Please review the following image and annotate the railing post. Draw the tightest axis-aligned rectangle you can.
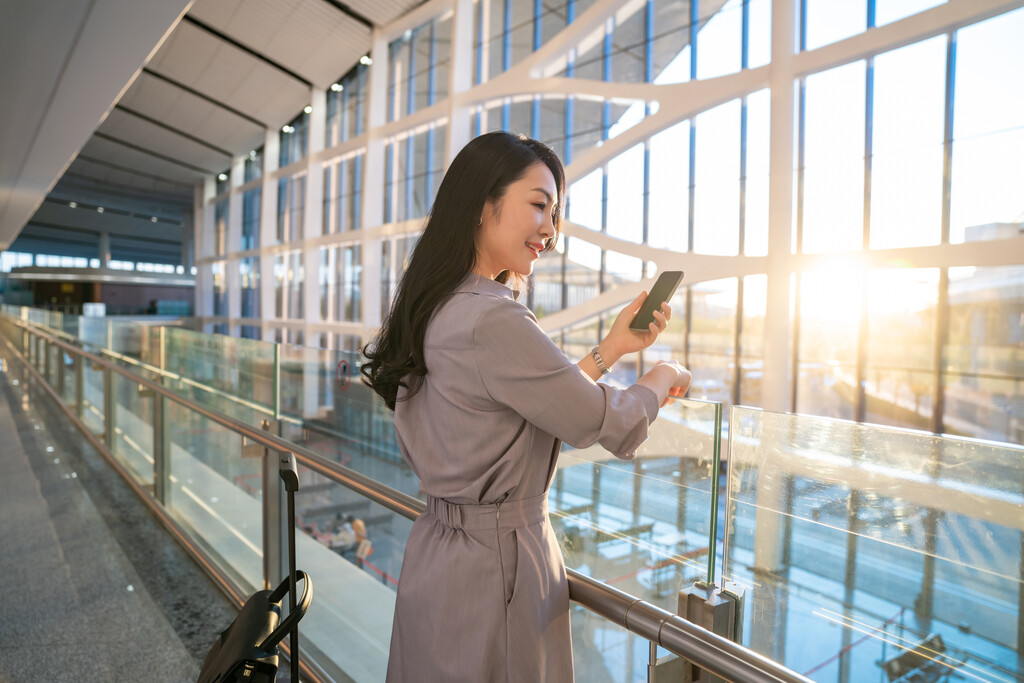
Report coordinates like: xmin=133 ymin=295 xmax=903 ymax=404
xmin=75 ymin=354 xmax=84 ymax=420
xmin=260 ymin=419 xmax=284 ymax=591
xmin=153 ymin=392 xmax=169 ymax=504
xmin=103 ymin=366 xmax=115 ymax=446
xmin=43 ymin=338 xmax=52 ymax=385
xmin=57 ymin=347 xmax=66 ymax=399
xmin=665 ymin=582 xmax=746 ymax=683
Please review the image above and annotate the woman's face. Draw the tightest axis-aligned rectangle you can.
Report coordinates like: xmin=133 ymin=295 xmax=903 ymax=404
xmin=474 ymin=162 xmax=558 ymax=279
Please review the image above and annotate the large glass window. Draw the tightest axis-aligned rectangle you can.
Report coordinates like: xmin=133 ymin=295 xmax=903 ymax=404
xmin=648 ymin=120 xmax=689 ymax=252
xmin=388 ymin=12 xmax=452 ymax=122
xmin=870 ymin=37 xmax=946 ymax=249
xmin=804 ymin=0 xmax=867 ymax=51
xmin=945 ymin=265 xmax=1024 ymax=443
xmin=950 ymin=7 xmax=1024 ymax=244
xmin=694 ymin=99 xmax=740 ymax=255
xmin=213 ymin=201 xmax=228 ymax=257
xmin=744 ymin=89 xmax=770 ymax=256
xmin=864 ymin=268 xmax=939 ymax=429
xmin=242 ymin=189 xmax=261 ymax=251
xmin=239 ymin=257 xmax=259 ymax=319
xmin=606 ymin=144 xmax=644 ymax=244
xmin=326 ymin=63 xmax=369 ymax=147
xmin=244 ymin=148 xmax=263 ymax=183
xmin=802 ymin=61 xmax=866 ymax=254
xmin=340 ymin=245 xmax=362 ymax=323
xmin=696 ymin=0 xmax=742 ymax=80
xmin=277 ymin=176 xmax=306 ymax=243
xmin=324 ymin=153 xmax=364 ymax=234
xmin=797 ymin=268 xmax=865 ymax=420
xmin=280 ymin=112 xmax=310 ymax=167
xmin=689 ymin=278 xmax=738 ymax=408
xmin=384 ymin=125 xmax=448 ymax=223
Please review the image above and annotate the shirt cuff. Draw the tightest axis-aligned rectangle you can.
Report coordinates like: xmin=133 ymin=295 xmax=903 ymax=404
xmin=627 ymin=384 xmax=660 ymax=423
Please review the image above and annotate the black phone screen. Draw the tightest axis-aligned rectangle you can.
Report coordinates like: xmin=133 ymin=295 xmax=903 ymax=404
xmin=629 ymin=270 xmax=684 ymax=331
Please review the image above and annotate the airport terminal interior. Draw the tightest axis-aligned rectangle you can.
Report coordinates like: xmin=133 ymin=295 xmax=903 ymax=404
xmin=1 ymin=0 xmax=1022 ymax=680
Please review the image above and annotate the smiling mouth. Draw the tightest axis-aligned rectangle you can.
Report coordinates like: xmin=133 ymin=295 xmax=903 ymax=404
xmin=526 ymin=243 xmax=542 ymax=257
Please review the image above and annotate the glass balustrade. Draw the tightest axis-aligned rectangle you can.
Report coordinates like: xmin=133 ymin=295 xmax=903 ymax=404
xmin=1 ymin=304 xmax=1020 ymax=683
xmin=723 ymin=406 xmax=1024 ymax=682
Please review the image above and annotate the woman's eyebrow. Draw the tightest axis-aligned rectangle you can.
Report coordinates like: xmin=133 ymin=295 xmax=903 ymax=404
xmin=532 ymin=188 xmax=553 ymax=203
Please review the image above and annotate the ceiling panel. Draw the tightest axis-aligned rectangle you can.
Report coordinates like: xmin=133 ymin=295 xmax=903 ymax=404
xmin=98 ymin=108 xmax=232 ymax=174
xmin=148 ymin=21 xmax=312 ymax=129
xmin=80 ymin=137 xmax=206 ymax=186
xmin=118 ymin=73 xmax=265 ymax=155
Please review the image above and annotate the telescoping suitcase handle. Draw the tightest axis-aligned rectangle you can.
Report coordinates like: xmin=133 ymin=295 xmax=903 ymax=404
xmin=259 ymin=570 xmax=313 ymax=652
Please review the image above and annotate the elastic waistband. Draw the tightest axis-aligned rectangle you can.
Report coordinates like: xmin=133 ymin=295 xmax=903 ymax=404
xmin=426 ymin=493 xmax=548 ymax=530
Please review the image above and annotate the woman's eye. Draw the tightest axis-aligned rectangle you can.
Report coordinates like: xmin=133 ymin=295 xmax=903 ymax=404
xmin=533 ymin=203 xmax=546 ymax=210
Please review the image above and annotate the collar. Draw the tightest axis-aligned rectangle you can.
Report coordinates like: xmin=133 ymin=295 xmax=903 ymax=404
xmin=454 ymin=273 xmax=519 ymax=301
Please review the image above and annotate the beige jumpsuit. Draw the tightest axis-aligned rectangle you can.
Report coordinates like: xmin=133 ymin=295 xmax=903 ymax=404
xmin=385 ymin=275 xmax=659 ymax=682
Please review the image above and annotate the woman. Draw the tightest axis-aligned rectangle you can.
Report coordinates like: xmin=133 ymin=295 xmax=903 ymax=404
xmin=362 ymin=132 xmax=691 ymax=682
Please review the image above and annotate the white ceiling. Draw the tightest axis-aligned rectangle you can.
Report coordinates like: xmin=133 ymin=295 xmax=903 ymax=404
xmin=1 ymin=0 xmax=424 ymax=263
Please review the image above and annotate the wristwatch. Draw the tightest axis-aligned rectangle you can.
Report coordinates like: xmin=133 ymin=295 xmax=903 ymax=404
xmin=591 ymin=346 xmax=610 ymax=375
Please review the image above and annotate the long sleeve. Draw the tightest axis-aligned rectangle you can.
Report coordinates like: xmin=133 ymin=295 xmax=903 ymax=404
xmin=472 ymin=297 xmax=659 ymax=458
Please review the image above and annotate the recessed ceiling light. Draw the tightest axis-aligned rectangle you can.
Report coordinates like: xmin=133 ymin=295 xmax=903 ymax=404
xmin=282 ymin=125 xmax=295 ymax=133
xmin=218 ymin=173 xmax=228 ymax=181
xmin=96 ymin=207 xmax=104 ymax=213
xmin=68 ymin=201 xmax=77 ymax=208
xmin=151 ymin=217 xmax=158 ymax=223
xmin=330 ymin=83 xmax=343 ymax=92
xmin=304 ymin=105 xmax=312 ymax=114
xmin=360 ymin=55 xmax=372 ymax=65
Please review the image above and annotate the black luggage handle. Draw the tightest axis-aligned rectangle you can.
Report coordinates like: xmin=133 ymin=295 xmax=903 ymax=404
xmin=259 ymin=570 xmax=313 ymax=652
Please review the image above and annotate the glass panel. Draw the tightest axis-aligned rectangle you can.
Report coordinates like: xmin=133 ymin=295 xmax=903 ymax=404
xmin=739 ymin=274 xmax=766 ymax=406
xmin=945 ymin=265 xmax=1024 ymax=443
xmin=292 ymin=464 xmax=410 ymax=681
xmin=568 ymin=168 xmax=602 ymax=231
xmin=747 ymin=0 xmax=771 ymax=68
xmin=111 ymin=374 xmax=155 ymax=486
xmin=802 ymin=61 xmax=866 ymax=254
xmin=565 ymin=237 xmax=601 ymax=308
xmin=165 ymin=400 xmax=261 ymax=592
xmin=694 ymin=99 xmax=740 ymax=255
xmin=278 ymin=343 xmax=415 ymax=490
xmin=163 ymin=327 xmax=276 ymax=423
xmin=570 ymin=605 xmax=653 ymax=682
xmin=696 ymin=0 xmax=742 ymax=80
xmin=552 ymin=397 xmax=721 ymax=601
xmin=804 ymin=0 xmax=867 ymax=51
xmin=651 ymin=0 xmax=691 ymax=85
xmin=82 ymin=358 xmax=105 ymax=437
xmin=950 ymin=7 xmax=1024 ymax=244
xmin=796 ymin=268 xmax=864 ymax=420
xmin=744 ymin=89 xmax=770 ymax=256
xmin=689 ymin=278 xmax=737 ymax=408
xmin=724 ymin=407 xmax=1024 ymax=683
xmin=870 ymin=37 xmax=945 ymax=249
xmin=60 ymin=350 xmax=75 ymax=406
xmin=648 ymin=119 xmax=689 ymax=252
xmin=532 ymin=242 xmax=565 ymax=318
xmin=876 ymin=0 xmax=945 ymax=27
xmin=606 ymin=144 xmax=644 ymax=244
xmin=864 ymin=269 xmax=939 ymax=430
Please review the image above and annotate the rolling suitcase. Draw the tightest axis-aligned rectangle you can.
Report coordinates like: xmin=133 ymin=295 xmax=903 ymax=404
xmin=198 ymin=452 xmax=312 ymax=682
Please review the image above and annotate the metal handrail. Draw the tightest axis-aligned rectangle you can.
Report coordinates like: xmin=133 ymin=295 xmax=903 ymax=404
xmin=0 ymin=314 xmax=812 ymax=683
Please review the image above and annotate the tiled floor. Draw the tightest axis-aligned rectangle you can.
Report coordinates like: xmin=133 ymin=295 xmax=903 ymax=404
xmin=0 ymin=357 xmax=237 ymax=682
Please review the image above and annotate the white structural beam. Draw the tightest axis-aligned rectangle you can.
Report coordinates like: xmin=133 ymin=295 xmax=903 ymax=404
xmin=0 ymin=0 xmax=192 ymax=250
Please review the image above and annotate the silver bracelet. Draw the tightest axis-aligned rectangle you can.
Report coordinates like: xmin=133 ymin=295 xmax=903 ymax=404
xmin=591 ymin=346 xmax=610 ymax=375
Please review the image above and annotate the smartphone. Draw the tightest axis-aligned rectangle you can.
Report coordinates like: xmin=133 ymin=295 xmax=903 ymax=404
xmin=629 ymin=270 xmax=684 ymax=331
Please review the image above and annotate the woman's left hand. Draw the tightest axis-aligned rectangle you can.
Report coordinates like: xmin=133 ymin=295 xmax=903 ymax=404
xmin=605 ymin=290 xmax=672 ymax=357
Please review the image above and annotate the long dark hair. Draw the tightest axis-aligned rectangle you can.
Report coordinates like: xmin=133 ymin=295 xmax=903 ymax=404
xmin=361 ymin=132 xmax=565 ymax=410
